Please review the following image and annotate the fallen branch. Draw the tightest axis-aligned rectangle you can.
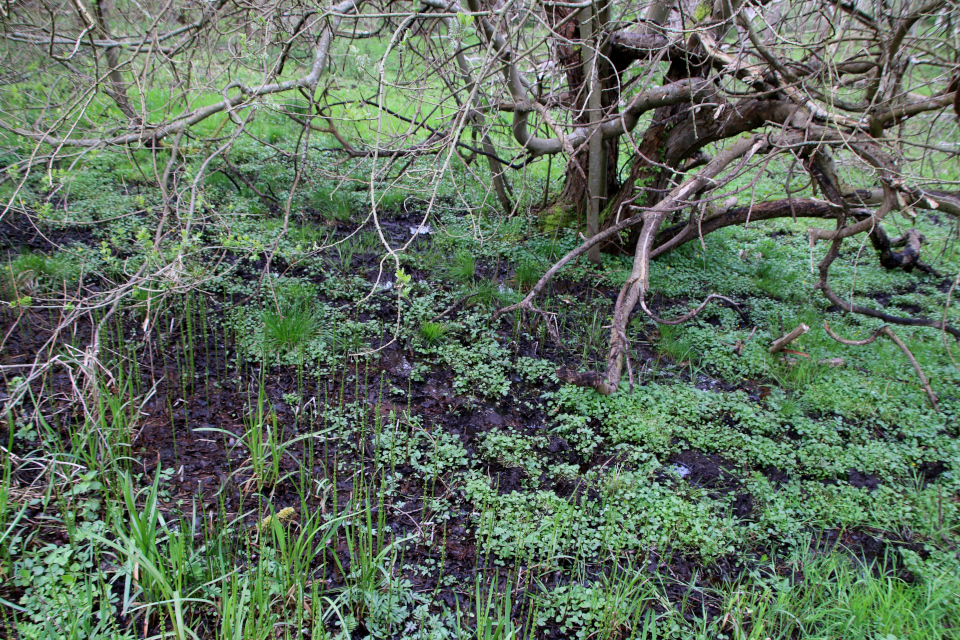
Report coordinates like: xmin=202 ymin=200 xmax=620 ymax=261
xmin=429 ymin=293 xmax=478 ymax=323
xmin=638 ymin=293 xmax=742 ymax=326
xmin=823 ymin=320 xmax=939 ymax=411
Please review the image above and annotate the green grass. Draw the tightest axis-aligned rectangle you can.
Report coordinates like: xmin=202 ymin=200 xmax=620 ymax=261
xmin=308 ymin=186 xmax=353 ymax=222
xmin=448 ymin=250 xmax=477 ymax=282
xmin=261 ymin=299 xmax=322 ymax=356
xmin=1 ymin=250 xmax=76 ymax=300
xmin=512 ymin=261 xmax=541 ymax=290
xmin=418 ymin=320 xmax=448 ymax=343
xmin=715 ymin=550 xmax=960 ymax=640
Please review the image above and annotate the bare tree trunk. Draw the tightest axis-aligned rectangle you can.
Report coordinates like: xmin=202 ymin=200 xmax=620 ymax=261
xmin=548 ymin=3 xmax=587 ymax=215
xmin=90 ymin=0 xmax=140 ymax=122
xmin=600 ymin=54 xmax=706 ymax=253
xmin=552 ymin=0 xmax=676 ymax=242
xmin=482 ymin=131 xmax=514 ymax=213
xmin=547 ymin=1 xmax=618 ymax=226
xmin=582 ymin=4 xmax=604 ymax=263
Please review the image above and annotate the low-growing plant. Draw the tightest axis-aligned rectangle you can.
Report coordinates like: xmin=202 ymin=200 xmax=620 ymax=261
xmin=0 ymin=424 xmax=27 ymax=574
xmin=716 ymin=548 xmax=960 ymax=639
xmin=468 ymin=279 xmax=498 ymax=307
xmin=771 ymin=355 xmax=827 ymax=392
xmin=12 ymin=522 xmax=134 ymax=640
xmin=335 ymin=240 xmax=357 ymax=270
xmin=533 ymin=568 xmax=656 ymax=640
xmin=2 ymin=250 xmax=67 ymax=298
xmin=447 ymin=250 xmax=476 ymax=282
xmin=308 ymin=187 xmax=352 ymax=222
xmin=513 ymin=261 xmax=540 ymax=290
xmin=374 ymin=418 xmax=468 ymax=480
xmin=478 ymin=427 xmax=544 ymax=477
xmin=262 ymin=299 xmax=321 ymax=356
xmin=418 ymin=321 xmax=447 ymax=344
xmin=240 ymin=387 xmax=290 ymax=487
xmin=656 ymin=322 xmax=699 ymax=365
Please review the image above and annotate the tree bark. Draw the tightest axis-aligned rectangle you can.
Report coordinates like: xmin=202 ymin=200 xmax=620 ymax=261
xmin=548 ymin=1 xmax=619 ymax=227
xmin=86 ymin=0 xmax=140 ymax=122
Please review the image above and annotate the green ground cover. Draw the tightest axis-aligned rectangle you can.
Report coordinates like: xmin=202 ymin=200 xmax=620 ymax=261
xmin=2 ymin=76 xmax=960 ymax=640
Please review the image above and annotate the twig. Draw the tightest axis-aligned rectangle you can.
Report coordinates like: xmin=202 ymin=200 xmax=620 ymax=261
xmin=429 ymin=293 xmax=478 ymax=322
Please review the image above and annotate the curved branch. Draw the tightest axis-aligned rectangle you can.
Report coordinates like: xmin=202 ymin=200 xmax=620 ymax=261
xmin=805 ymin=145 xmax=960 ymax=341
xmin=651 ymin=198 xmax=843 ymax=258
xmin=846 ymin=187 xmax=960 ymax=219
xmin=527 ymin=135 xmax=768 ymax=395
xmin=638 ymin=293 xmax=740 ymax=325
xmin=871 ymin=92 xmax=958 ymax=131
xmin=820 ymin=283 xmax=960 ymax=340
xmin=823 ymin=321 xmax=939 ymax=410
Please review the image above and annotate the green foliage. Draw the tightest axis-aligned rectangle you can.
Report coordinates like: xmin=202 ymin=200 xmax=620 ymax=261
xmin=3 ymin=86 xmax=959 ymax=640
xmin=262 ymin=299 xmax=322 ymax=356
xmin=2 ymin=250 xmax=75 ymax=298
xmin=447 ymin=250 xmax=476 ymax=282
xmin=533 ymin=573 xmax=655 ymax=640
xmin=513 ymin=261 xmax=541 ymax=290
xmin=717 ymin=549 xmax=960 ymax=639
xmin=418 ymin=321 xmax=447 ymax=343
xmin=12 ymin=521 xmax=133 ymax=640
xmin=308 ymin=186 xmax=353 ymax=221
xmin=466 ymin=468 xmax=741 ymax=561
xmin=374 ymin=417 xmax=468 ymax=479
xmin=478 ymin=427 xmax=545 ymax=477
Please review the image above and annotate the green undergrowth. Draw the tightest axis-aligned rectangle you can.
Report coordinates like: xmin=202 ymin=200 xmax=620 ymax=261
xmin=3 ymin=125 xmax=960 ymax=640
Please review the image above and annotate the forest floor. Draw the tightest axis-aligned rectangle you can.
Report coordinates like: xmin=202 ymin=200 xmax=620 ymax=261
xmin=2 ymin=169 xmax=960 ymax=639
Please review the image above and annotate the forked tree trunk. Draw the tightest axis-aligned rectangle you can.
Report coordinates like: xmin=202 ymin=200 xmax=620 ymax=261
xmin=598 ymin=56 xmax=709 ymax=254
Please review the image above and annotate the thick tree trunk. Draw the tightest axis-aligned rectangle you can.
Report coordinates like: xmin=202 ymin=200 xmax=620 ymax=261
xmin=548 ymin=1 xmax=619 ymax=230
xmin=561 ymin=4 xmax=739 ymax=256
xmin=597 ymin=60 xmax=697 ymax=254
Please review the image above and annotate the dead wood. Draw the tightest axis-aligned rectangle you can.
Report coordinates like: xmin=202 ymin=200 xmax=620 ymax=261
xmin=824 ymin=321 xmax=939 ymax=411
xmin=769 ymin=324 xmax=810 ymax=354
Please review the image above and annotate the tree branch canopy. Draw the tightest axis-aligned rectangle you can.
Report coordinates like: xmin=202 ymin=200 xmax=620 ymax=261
xmin=2 ymin=0 xmax=957 ymax=395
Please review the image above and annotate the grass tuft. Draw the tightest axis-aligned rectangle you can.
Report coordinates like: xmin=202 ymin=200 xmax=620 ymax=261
xmin=418 ymin=321 xmax=447 ymax=344
xmin=262 ymin=299 xmax=321 ymax=355
xmin=447 ymin=250 xmax=476 ymax=282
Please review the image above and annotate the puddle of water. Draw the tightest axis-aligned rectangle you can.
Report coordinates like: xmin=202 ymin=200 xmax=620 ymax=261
xmin=669 ymin=464 xmax=692 ymax=479
xmin=410 ymin=225 xmax=432 ymax=235
xmin=394 ymin=358 xmax=412 ymax=377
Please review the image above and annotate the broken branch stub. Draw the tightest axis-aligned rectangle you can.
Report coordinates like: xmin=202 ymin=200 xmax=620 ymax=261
xmin=769 ymin=324 xmax=809 ymax=354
